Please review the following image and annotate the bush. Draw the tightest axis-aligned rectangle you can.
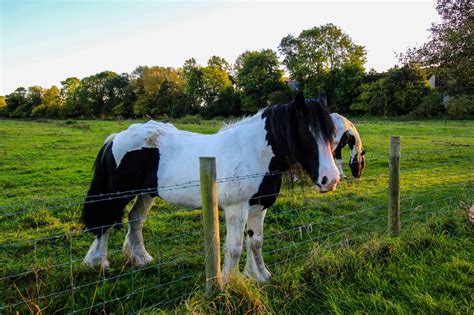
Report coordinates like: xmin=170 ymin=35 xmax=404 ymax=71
xmin=446 ymin=94 xmax=474 ymax=119
xmin=178 ymin=114 xmax=202 ymax=124
xmin=412 ymin=91 xmax=444 ymax=117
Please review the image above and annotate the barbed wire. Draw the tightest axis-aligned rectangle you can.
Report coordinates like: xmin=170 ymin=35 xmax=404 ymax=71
xmin=1 ymin=155 xmax=471 ymax=313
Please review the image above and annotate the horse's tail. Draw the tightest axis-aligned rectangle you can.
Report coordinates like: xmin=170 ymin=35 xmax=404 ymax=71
xmin=82 ymin=138 xmax=132 ymax=236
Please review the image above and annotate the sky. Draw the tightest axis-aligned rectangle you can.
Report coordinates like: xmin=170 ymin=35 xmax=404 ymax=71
xmin=0 ymin=0 xmax=440 ymax=95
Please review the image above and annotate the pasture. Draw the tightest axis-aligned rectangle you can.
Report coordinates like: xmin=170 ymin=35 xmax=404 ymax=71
xmin=0 ymin=118 xmax=473 ymax=313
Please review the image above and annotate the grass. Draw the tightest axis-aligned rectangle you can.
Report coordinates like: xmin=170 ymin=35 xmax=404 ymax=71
xmin=0 ymin=117 xmax=472 ymax=313
xmin=181 ymin=208 xmax=473 ymax=314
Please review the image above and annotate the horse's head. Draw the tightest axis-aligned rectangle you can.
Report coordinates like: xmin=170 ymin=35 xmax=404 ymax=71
xmin=349 ymin=148 xmax=366 ymax=178
xmin=293 ymin=92 xmax=340 ymax=192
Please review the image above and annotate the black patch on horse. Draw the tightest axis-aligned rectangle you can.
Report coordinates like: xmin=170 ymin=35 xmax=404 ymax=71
xmin=334 ymin=131 xmax=350 ymax=160
xmin=82 ymin=142 xmax=159 ymax=236
xmin=249 ymin=92 xmax=334 ymax=209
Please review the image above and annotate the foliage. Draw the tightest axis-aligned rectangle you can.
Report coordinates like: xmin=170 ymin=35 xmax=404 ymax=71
xmin=351 ymin=65 xmax=430 ymax=116
xmin=402 ymin=0 xmax=473 ymax=96
xmin=279 ymin=23 xmax=366 ymax=112
xmin=60 ymin=77 xmax=81 ymax=117
xmin=235 ymin=49 xmax=289 ymax=113
xmin=184 ymin=58 xmax=231 ymax=102
xmin=0 ymin=96 xmax=6 ymax=116
xmin=131 ymin=66 xmax=185 ymax=117
xmin=413 ymin=90 xmax=444 ymax=118
xmin=446 ymin=94 xmax=474 ymax=119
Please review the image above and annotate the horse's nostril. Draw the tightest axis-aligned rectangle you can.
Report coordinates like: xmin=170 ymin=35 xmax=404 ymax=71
xmin=321 ymin=176 xmax=328 ymax=185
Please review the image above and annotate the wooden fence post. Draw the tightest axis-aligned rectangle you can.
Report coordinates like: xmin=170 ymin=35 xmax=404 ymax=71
xmin=388 ymin=136 xmax=401 ymax=236
xmin=199 ymin=157 xmax=223 ymax=292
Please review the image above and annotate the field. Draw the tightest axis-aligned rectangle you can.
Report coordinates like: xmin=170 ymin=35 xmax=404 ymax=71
xmin=0 ymin=118 xmax=473 ymax=313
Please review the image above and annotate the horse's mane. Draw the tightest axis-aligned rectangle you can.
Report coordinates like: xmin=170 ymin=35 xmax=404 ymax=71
xmin=218 ymin=111 xmax=264 ymax=132
xmin=262 ymin=97 xmax=335 ymax=169
xmin=305 ymin=98 xmax=336 ymax=144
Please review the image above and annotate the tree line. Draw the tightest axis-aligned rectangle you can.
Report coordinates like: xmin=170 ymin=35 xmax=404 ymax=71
xmin=1 ymin=1 xmax=471 ymax=120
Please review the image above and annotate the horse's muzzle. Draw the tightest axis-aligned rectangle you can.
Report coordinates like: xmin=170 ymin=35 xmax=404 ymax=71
xmin=314 ymin=177 xmax=338 ymax=193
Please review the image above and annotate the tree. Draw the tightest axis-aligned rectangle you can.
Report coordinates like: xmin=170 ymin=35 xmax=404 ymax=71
xmin=402 ymin=0 xmax=473 ymax=95
xmin=234 ymin=49 xmax=288 ymax=113
xmin=73 ymin=71 xmax=121 ymax=117
xmin=182 ymin=57 xmax=233 ymax=114
xmin=60 ymin=77 xmax=81 ymax=117
xmin=279 ymin=23 xmax=366 ymax=112
xmin=0 ymin=96 xmax=6 ymax=116
xmin=132 ymin=66 xmax=185 ymax=117
xmin=32 ymin=85 xmax=62 ymax=117
xmin=6 ymin=86 xmax=44 ymax=118
xmin=5 ymin=87 xmax=28 ymax=117
xmin=207 ymin=55 xmax=231 ymax=73
xmin=351 ymin=65 xmax=430 ymax=116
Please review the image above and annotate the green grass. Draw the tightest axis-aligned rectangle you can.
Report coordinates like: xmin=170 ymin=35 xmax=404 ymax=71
xmin=0 ymin=118 xmax=472 ymax=313
xmin=183 ymin=209 xmax=473 ymax=314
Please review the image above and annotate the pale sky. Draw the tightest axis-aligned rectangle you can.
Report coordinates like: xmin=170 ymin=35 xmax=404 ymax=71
xmin=1 ymin=0 xmax=439 ymax=95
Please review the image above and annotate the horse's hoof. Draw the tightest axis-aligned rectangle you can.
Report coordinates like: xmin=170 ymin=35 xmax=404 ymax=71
xmin=260 ymin=268 xmax=271 ymax=281
xmin=127 ymin=252 xmax=154 ymax=266
xmin=244 ymin=267 xmax=271 ymax=282
xmin=83 ymin=257 xmax=110 ymax=269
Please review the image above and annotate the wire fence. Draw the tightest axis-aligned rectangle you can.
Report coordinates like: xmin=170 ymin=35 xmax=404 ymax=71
xmin=0 ymin=147 xmax=472 ymax=313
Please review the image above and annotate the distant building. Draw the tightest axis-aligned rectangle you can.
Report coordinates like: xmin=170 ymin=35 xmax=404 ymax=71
xmin=428 ymin=74 xmax=441 ymax=90
xmin=427 ymin=74 xmax=450 ymax=104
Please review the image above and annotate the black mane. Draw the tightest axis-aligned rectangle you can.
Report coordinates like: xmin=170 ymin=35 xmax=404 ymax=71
xmin=262 ymin=96 xmax=335 ymax=172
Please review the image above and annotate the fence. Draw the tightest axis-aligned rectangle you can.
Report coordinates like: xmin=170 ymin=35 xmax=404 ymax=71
xmin=0 ymin=139 xmax=472 ymax=313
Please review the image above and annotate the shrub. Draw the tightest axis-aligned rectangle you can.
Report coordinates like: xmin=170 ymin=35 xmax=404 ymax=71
xmin=446 ymin=94 xmax=474 ymax=119
xmin=413 ymin=91 xmax=444 ymax=117
xmin=179 ymin=114 xmax=202 ymax=124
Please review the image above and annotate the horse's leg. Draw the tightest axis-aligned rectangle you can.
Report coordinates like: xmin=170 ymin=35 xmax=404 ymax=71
xmin=83 ymin=229 xmax=111 ymax=269
xmin=334 ymin=145 xmax=346 ymax=179
xmin=122 ymin=194 xmax=155 ymax=266
xmin=222 ymin=205 xmax=249 ymax=281
xmin=244 ymin=208 xmax=271 ymax=282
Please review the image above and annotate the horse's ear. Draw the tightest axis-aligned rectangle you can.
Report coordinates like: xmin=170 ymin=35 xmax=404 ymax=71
xmin=316 ymin=92 xmax=328 ymax=109
xmin=295 ymin=91 xmax=305 ymax=112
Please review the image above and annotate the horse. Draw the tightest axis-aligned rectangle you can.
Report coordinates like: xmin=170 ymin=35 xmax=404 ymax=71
xmin=331 ymin=113 xmax=365 ymax=179
xmin=81 ymin=92 xmax=340 ymax=282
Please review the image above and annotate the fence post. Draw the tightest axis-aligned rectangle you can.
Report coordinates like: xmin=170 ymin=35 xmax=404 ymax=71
xmin=388 ymin=136 xmax=401 ymax=236
xmin=199 ymin=157 xmax=223 ymax=292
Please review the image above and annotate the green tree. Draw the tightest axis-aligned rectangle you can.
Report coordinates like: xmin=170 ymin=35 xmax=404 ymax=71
xmin=402 ymin=0 xmax=473 ymax=96
xmin=351 ymin=65 xmax=430 ymax=116
xmin=60 ymin=77 xmax=81 ymax=117
xmin=183 ymin=58 xmax=204 ymax=109
xmin=234 ymin=49 xmax=288 ymax=113
xmin=182 ymin=57 xmax=233 ymax=115
xmin=279 ymin=23 xmax=366 ymax=112
xmin=32 ymin=85 xmax=62 ymax=117
xmin=132 ymin=66 xmax=185 ymax=116
xmin=73 ymin=71 xmax=120 ymax=117
xmin=6 ymin=86 xmax=44 ymax=118
xmin=207 ymin=55 xmax=231 ymax=73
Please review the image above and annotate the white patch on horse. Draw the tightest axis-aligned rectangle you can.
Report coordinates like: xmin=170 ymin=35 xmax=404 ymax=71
xmin=111 ymin=121 xmax=175 ymax=167
xmin=83 ymin=229 xmax=111 ymax=269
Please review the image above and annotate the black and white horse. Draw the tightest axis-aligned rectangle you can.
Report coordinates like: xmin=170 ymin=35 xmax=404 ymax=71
xmin=82 ymin=92 xmax=339 ymax=282
xmin=331 ymin=113 xmax=365 ymax=179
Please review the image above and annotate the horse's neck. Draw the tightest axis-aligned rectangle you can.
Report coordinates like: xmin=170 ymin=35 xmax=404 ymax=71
xmin=347 ymin=125 xmax=362 ymax=155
